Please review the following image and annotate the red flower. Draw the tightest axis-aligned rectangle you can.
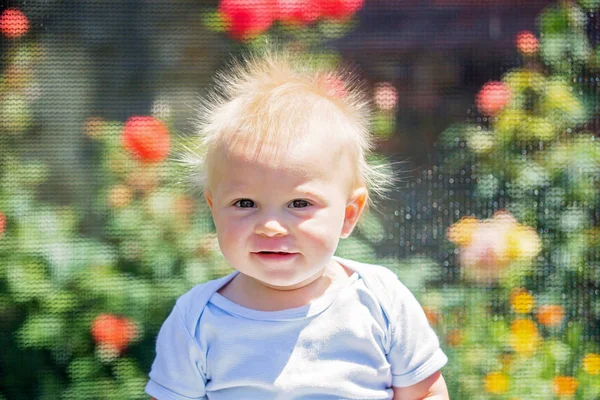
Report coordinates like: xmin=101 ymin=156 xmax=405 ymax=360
xmin=276 ymin=0 xmax=321 ymax=25
xmin=219 ymin=0 xmax=276 ymax=41
xmin=0 ymin=212 xmax=6 ymax=238
xmin=0 ymin=8 xmax=29 ymax=38
xmin=319 ymin=0 xmax=364 ymax=21
xmin=122 ymin=116 xmax=170 ymax=163
xmin=476 ymin=81 xmax=511 ymax=117
xmin=91 ymin=314 xmax=138 ymax=352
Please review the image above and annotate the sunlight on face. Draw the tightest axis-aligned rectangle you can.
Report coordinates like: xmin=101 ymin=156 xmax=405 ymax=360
xmin=205 ymin=135 xmax=360 ymax=289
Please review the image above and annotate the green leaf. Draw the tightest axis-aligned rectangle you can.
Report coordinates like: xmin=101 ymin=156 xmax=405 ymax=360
xmin=579 ymin=0 xmax=600 ymax=10
xmin=566 ymin=322 xmax=584 ymax=350
xmin=67 ymin=357 xmax=102 ymax=381
xmin=318 ymin=19 xmax=358 ymax=39
xmin=202 ymin=11 xmax=227 ymax=33
xmin=437 ymin=124 xmax=469 ymax=149
xmin=371 ymin=111 xmax=395 ymax=139
xmin=16 ymin=314 xmax=65 ymax=349
xmin=539 ymin=7 xmax=570 ymax=35
xmin=6 ymin=261 xmax=52 ymax=302
xmin=43 ymin=290 xmax=79 ymax=314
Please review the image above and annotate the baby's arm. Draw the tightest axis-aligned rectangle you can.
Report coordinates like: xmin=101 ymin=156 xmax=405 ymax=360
xmin=378 ymin=268 xmax=448 ymax=399
xmin=392 ymin=371 xmax=449 ymax=399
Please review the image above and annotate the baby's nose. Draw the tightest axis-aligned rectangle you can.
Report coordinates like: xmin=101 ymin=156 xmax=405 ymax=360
xmin=256 ymin=219 xmax=288 ymax=237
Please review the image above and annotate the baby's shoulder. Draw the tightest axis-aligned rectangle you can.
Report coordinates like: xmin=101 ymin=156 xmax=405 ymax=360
xmin=338 ymin=257 xmax=417 ymax=314
xmin=173 ymin=272 xmax=238 ymax=332
xmin=337 ymin=257 xmax=405 ymax=292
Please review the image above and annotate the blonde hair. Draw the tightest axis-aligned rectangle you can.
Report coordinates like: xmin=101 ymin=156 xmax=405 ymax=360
xmin=183 ymin=47 xmax=394 ymax=206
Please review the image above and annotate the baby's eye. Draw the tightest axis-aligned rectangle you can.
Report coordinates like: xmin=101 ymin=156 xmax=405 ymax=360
xmin=234 ymin=199 xmax=255 ymax=208
xmin=289 ymin=199 xmax=311 ymax=208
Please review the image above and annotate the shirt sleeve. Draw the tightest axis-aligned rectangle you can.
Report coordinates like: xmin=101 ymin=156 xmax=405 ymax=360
xmin=386 ymin=277 xmax=448 ymax=388
xmin=145 ymin=303 xmax=208 ymax=400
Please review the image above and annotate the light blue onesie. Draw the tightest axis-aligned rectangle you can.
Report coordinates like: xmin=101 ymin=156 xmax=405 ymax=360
xmin=145 ymin=257 xmax=448 ymax=399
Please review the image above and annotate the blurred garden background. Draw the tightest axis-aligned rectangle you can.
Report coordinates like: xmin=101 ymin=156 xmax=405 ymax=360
xmin=1 ymin=0 xmax=600 ymax=398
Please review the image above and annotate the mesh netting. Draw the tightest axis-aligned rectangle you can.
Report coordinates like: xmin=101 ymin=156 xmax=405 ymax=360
xmin=1 ymin=0 xmax=599 ymax=398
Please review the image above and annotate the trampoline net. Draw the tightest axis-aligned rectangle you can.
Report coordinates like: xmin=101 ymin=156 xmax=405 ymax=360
xmin=0 ymin=0 xmax=599 ymax=398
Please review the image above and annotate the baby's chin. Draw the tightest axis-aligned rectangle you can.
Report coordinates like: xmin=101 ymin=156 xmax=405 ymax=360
xmin=246 ymin=267 xmax=327 ymax=292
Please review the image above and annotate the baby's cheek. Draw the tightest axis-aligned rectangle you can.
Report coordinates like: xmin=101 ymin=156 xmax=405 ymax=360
xmin=298 ymin=216 xmax=344 ymax=249
xmin=215 ymin=218 xmax=245 ymax=248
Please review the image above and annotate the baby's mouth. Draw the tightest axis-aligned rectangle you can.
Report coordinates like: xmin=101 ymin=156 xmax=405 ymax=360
xmin=252 ymin=251 xmax=298 ymax=260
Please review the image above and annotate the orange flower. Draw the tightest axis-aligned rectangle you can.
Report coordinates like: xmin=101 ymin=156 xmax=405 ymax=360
xmin=552 ymin=376 xmax=578 ymax=396
xmin=582 ymin=353 xmax=600 ymax=375
xmin=510 ymin=319 xmax=540 ymax=356
xmin=91 ymin=314 xmax=138 ymax=353
xmin=446 ymin=329 xmax=463 ymax=347
xmin=422 ymin=306 xmax=439 ymax=326
xmin=510 ymin=288 xmax=535 ymax=314
xmin=536 ymin=305 xmax=565 ymax=327
xmin=484 ymin=372 xmax=509 ymax=394
xmin=447 ymin=216 xmax=478 ymax=246
xmin=516 ymin=31 xmax=538 ymax=54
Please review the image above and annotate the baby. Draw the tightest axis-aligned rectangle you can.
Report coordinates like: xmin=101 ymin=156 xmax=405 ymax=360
xmin=145 ymin=49 xmax=449 ymax=400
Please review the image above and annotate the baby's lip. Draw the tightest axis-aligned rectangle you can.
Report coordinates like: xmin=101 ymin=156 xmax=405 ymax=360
xmin=252 ymin=250 xmax=298 ymax=254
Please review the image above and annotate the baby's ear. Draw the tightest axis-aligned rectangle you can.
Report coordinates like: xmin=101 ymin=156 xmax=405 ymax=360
xmin=204 ymin=190 xmax=213 ymax=210
xmin=341 ymin=187 xmax=368 ymax=238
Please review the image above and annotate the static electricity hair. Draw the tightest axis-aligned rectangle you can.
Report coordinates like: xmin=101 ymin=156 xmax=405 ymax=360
xmin=183 ymin=47 xmax=394 ymax=206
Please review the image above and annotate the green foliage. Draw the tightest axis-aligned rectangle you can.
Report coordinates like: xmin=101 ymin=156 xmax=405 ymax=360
xmin=0 ymin=95 xmax=230 ymax=397
xmin=436 ymin=0 xmax=600 ymax=397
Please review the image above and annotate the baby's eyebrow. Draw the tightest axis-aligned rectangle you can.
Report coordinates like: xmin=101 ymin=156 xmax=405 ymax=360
xmin=219 ymin=182 xmax=252 ymax=195
xmin=293 ymin=187 xmax=327 ymax=203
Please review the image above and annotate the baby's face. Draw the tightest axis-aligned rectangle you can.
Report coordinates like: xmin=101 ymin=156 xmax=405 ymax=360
xmin=204 ymin=138 xmax=366 ymax=290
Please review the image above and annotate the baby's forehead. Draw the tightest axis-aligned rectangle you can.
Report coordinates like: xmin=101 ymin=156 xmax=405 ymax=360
xmin=208 ymin=136 xmax=356 ymax=184
xmin=218 ymin=143 xmax=335 ymax=173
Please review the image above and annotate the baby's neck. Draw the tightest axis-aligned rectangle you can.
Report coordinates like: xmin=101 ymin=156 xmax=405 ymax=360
xmin=217 ymin=261 xmax=352 ymax=312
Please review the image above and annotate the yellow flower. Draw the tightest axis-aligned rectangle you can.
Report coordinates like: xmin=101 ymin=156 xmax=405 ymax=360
xmin=447 ymin=216 xmax=479 ymax=246
xmin=510 ymin=319 xmax=540 ymax=356
xmin=506 ymin=225 xmax=542 ymax=261
xmin=552 ymin=376 xmax=578 ymax=396
xmin=510 ymin=289 xmax=535 ymax=314
xmin=583 ymin=353 xmax=600 ymax=375
xmin=484 ymin=372 xmax=509 ymax=394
